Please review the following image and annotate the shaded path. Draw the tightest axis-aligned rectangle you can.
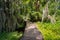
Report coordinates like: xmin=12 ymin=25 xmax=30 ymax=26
xmin=20 ymin=22 xmax=44 ymax=40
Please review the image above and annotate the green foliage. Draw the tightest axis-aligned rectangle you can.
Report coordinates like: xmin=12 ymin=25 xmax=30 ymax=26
xmin=11 ymin=0 xmax=60 ymax=22
xmin=36 ymin=21 xmax=60 ymax=40
xmin=0 ymin=32 xmax=23 ymax=40
xmin=29 ymin=12 xmax=42 ymax=21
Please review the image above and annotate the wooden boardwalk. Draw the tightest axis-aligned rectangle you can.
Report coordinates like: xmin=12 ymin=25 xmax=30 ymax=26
xmin=20 ymin=23 xmax=44 ymax=40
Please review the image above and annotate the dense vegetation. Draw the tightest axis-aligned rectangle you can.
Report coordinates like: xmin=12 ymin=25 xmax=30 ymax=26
xmin=0 ymin=0 xmax=60 ymax=40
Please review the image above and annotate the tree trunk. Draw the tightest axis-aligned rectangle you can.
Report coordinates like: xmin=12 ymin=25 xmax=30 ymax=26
xmin=0 ymin=0 xmax=17 ymax=32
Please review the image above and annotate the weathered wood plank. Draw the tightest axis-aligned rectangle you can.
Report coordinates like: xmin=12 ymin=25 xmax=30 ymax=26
xmin=20 ymin=22 xmax=44 ymax=40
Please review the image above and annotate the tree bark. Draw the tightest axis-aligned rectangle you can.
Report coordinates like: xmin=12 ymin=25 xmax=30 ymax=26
xmin=0 ymin=0 xmax=17 ymax=32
